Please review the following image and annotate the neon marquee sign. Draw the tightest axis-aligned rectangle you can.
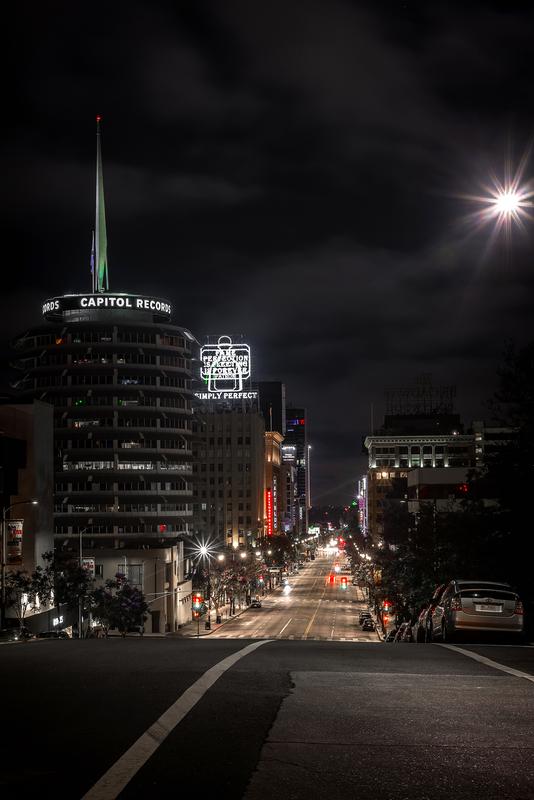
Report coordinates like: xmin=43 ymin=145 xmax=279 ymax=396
xmin=266 ymin=488 xmax=273 ymax=536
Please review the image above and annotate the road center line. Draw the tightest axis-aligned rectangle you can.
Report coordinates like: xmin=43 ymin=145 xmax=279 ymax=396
xmin=438 ymin=644 xmax=534 ymax=684
xmin=279 ymin=618 xmax=293 ymax=635
xmin=81 ymin=640 xmax=272 ymax=800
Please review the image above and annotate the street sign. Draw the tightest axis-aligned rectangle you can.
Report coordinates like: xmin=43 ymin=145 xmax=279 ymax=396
xmin=82 ymin=557 xmax=96 ymax=578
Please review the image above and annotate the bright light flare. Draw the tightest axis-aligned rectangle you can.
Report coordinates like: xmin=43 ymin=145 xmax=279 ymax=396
xmin=493 ymin=191 xmax=521 ymax=215
xmin=191 ymin=537 xmax=218 ymax=564
xmin=461 ymin=152 xmax=534 ymax=246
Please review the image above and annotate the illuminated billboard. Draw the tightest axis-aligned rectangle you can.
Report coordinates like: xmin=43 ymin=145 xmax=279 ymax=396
xmin=195 ymin=335 xmax=258 ymax=401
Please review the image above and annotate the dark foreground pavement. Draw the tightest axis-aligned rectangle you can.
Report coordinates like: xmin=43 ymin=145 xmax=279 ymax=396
xmin=2 ymin=638 xmax=533 ymax=799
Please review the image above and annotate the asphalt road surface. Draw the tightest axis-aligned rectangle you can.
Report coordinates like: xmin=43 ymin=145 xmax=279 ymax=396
xmin=208 ymin=553 xmax=380 ymax=642
xmin=2 ymin=558 xmax=533 ymax=800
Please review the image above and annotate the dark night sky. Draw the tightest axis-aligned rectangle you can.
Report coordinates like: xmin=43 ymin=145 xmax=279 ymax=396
xmin=4 ymin=1 xmax=534 ymax=504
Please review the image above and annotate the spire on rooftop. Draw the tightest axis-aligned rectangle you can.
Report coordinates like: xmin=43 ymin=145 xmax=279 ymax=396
xmin=94 ymin=116 xmax=109 ymax=292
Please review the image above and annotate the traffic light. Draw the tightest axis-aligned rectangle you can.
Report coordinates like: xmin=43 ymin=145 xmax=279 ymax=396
xmin=340 ymin=576 xmax=347 ymax=590
xmin=329 ymin=574 xmax=335 ymax=584
xmin=192 ymin=593 xmax=203 ymax=611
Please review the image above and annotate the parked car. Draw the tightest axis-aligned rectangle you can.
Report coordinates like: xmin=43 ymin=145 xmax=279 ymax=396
xmin=359 ymin=611 xmax=372 ymax=625
xmin=384 ymin=629 xmax=398 ymax=642
xmin=36 ymin=630 xmax=70 ymax=639
xmin=251 ymin=599 xmax=262 ymax=608
xmin=362 ymin=618 xmax=375 ymax=632
xmin=416 ymin=583 xmax=448 ymax=642
xmin=0 ymin=629 xmax=20 ymax=642
xmin=394 ymin=621 xmax=414 ymax=642
xmin=429 ymin=580 xmax=524 ymax=642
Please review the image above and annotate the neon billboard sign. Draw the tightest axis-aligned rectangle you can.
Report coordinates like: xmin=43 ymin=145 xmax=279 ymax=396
xmin=266 ymin=488 xmax=273 ymax=536
xmin=195 ymin=335 xmax=257 ymax=401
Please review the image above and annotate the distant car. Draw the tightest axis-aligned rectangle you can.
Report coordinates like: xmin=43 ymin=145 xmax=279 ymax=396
xmin=0 ymin=629 xmax=20 ymax=642
xmin=384 ymin=629 xmax=397 ymax=642
xmin=36 ymin=630 xmax=70 ymax=639
xmin=251 ymin=599 xmax=262 ymax=608
xmin=429 ymin=580 xmax=524 ymax=642
xmin=362 ymin=619 xmax=375 ymax=632
xmin=359 ymin=611 xmax=372 ymax=625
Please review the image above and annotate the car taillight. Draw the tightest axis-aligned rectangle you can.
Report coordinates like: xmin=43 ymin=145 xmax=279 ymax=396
xmin=450 ymin=595 xmax=462 ymax=611
xmin=514 ymin=600 xmax=524 ymax=615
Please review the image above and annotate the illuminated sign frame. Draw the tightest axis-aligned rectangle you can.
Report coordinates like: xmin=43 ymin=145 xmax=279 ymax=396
xmin=196 ymin=335 xmax=257 ymax=402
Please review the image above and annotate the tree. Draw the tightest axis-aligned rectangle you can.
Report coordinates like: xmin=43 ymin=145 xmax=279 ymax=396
xmin=90 ymin=575 xmax=148 ymax=637
xmin=469 ymin=341 xmax=534 ymax=600
xmin=35 ymin=551 xmax=95 ymax=631
xmin=4 ymin=570 xmax=41 ymax=634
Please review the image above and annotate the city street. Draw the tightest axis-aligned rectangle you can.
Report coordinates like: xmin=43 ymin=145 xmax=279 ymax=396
xmin=2 ymin=556 xmax=533 ymax=799
xmin=206 ymin=554 xmax=380 ymax=642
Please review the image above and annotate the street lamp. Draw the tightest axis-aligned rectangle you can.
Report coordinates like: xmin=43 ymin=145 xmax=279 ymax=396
xmin=196 ymin=544 xmax=213 ymax=629
xmin=1 ymin=499 xmax=38 ymax=630
xmin=77 ymin=527 xmax=89 ymax=639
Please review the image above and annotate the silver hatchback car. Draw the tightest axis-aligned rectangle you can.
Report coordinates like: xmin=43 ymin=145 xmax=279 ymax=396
xmin=430 ymin=580 xmax=524 ymax=641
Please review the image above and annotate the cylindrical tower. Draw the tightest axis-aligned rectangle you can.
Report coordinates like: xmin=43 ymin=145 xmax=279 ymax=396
xmin=12 ymin=295 xmax=195 ymax=550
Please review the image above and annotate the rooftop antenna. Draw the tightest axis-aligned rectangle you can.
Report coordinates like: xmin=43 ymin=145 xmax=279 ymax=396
xmin=95 ymin=115 xmax=109 ymax=292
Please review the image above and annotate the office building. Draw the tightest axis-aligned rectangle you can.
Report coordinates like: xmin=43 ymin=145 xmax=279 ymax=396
xmin=10 ymin=120 xmax=194 ymax=632
xmin=285 ymin=407 xmax=309 ymax=536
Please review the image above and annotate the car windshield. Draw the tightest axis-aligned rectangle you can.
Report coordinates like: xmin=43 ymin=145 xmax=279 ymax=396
xmin=459 ymin=589 xmax=516 ymax=600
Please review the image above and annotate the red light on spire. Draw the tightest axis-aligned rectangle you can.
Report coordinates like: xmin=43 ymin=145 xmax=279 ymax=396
xmin=96 ymin=115 xmax=102 ymax=122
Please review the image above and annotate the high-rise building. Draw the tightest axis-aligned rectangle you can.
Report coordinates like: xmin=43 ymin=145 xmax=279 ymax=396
xmin=285 ymin=407 xmax=309 ymax=536
xmin=11 ymin=120 xmax=194 ymax=632
xmin=258 ymin=381 xmax=286 ymax=435
xmin=192 ymin=406 xmax=265 ymax=549
xmin=192 ymin=334 xmax=265 ymax=549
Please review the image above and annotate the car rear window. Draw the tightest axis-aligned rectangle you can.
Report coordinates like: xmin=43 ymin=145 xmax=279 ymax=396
xmin=459 ymin=589 xmax=517 ymax=601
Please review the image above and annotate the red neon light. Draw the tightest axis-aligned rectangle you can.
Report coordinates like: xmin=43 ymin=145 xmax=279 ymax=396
xmin=266 ymin=488 xmax=273 ymax=536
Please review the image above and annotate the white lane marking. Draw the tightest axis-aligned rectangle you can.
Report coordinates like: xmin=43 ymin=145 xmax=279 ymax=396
xmin=82 ymin=640 xmax=272 ymax=800
xmin=438 ymin=644 xmax=534 ymax=684
xmin=279 ymin=618 xmax=293 ymax=636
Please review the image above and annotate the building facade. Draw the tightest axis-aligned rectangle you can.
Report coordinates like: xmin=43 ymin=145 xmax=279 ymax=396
xmin=264 ymin=431 xmax=283 ymax=537
xmin=192 ymin=405 xmax=265 ymax=549
xmin=0 ymin=401 xmax=55 ymax=632
xmin=364 ymin=423 xmax=477 ymax=543
xmin=285 ymin=408 xmax=309 ymax=537
xmin=12 ymin=297 xmax=195 ymax=632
